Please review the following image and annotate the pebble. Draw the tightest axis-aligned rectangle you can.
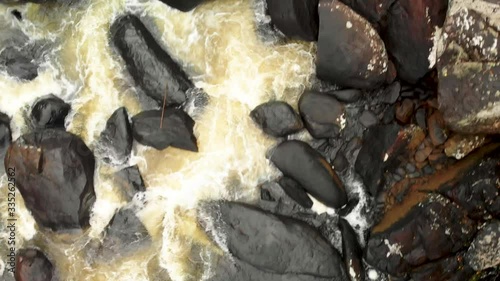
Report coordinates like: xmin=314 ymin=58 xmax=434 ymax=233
xmin=382 ymin=81 xmax=401 ymax=104
xmin=423 ymin=165 xmax=434 ymax=175
xmin=333 ymin=152 xmax=348 ymax=173
xmin=405 ymin=163 xmax=416 ymax=173
xmin=415 ymin=146 xmax=432 ymax=162
xmin=428 ymin=112 xmax=448 ymax=146
xmin=359 ymin=110 xmax=378 ymax=128
xmin=396 ymin=99 xmax=415 ymax=124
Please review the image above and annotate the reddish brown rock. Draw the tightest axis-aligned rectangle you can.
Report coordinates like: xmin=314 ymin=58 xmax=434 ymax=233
xmin=316 ymin=0 xmax=388 ymax=89
xmin=385 ymin=0 xmax=448 ymax=83
xmin=410 ymin=252 xmax=475 ymax=281
xmin=427 ymin=111 xmax=448 ymax=146
xmin=437 ymin=0 xmax=500 ymax=134
xmin=414 ymin=146 xmax=433 ymax=163
xmin=395 ymin=99 xmax=415 ymax=124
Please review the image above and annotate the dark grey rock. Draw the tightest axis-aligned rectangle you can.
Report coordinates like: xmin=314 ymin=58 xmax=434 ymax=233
xmin=271 ymin=140 xmax=347 ymax=208
xmin=332 ymin=152 xmax=348 ymax=173
xmin=30 ymin=94 xmax=70 ymax=130
xmin=326 ymin=89 xmax=362 ymax=103
xmin=158 ymin=0 xmax=206 ymax=11
xmin=114 ymin=165 xmax=146 ymax=202
xmin=278 ymin=177 xmax=313 ymax=209
xmin=15 ymin=249 xmax=54 ymax=281
xmin=0 ymin=112 xmax=12 ymax=173
xmin=266 ymin=0 xmax=319 ymax=41
xmin=250 ymin=101 xmax=303 ymax=137
xmin=0 ymin=46 xmax=38 ymax=81
xmin=99 ymin=107 xmax=133 ymax=164
xmin=382 ymin=82 xmax=401 ymax=104
xmin=359 ymin=110 xmax=378 ymax=128
xmin=339 ymin=219 xmax=365 ymax=281
xmin=132 ymin=109 xmax=197 ymax=152
xmin=299 ymin=91 xmax=345 ymax=139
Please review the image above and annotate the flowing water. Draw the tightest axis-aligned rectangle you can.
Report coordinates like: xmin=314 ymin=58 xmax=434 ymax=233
xmin=0 ymin=1 xmax=369 ymax=280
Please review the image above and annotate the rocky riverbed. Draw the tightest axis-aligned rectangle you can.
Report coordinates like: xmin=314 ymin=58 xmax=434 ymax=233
xmin=0 ymin=0 xmax=498 ymax=281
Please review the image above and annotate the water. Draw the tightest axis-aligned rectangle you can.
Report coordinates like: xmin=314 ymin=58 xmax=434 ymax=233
xmin=0 ymin=0 xmax=322 ymax=280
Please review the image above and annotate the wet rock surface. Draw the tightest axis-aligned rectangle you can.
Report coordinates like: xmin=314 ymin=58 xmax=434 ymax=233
xmin=30 ymin=94 xmax=70 ymax=130
xmin=339 ymin=0 xmax=393 ymax=23
xmin=316 ymin=0 xmax=388 ymax=89
xmin=202 ymin=201 xmax=346 ymax=279
xmin=98 ymin=107 xmax=133 ymax=164
xmin=384 ymin=0 xmax=448 ymax=83
xmin=466 ymin=220 xmax=500 ymax=271
xmin=271 ymin=140 xmax=347 ymax=209
xmin=132 ymin=109 xmax=198 ymax=152
xmin=250 ymin=101 xmax=303 ymax=137
xmin=110 ymin=14 xmax=192 ymax=106
xmin=4 ymin=129 xmax=96 ymax=231
xmin=437 ymin=0 xmax=500 ymax=134
xmin=0 ymin=112 xmax=12 ymax=171
xmin=277 ymin=177 xmax=313 ymax=209
xmin=339 ymin=219 xmax=364 ymax=281
xmin=113 ymin=165 xmax=146 ymax=202
xmin=15 ymin=249 xmax=54 ymax=281
xmin=265 ymin=0 xmax=319 ymax=41
xmin=299 ymin=91 xmax=345 ymax=139
xmin=0 ymin=46 xmax=38 ymax=81
xmin=158 ymin=0 xmax=206 ymax=12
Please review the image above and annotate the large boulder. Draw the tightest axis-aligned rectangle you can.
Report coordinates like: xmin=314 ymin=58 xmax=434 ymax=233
xmin=110 ymin=14 xmax=192 ymax=107
xmin=437 ymin=0 xmax=500 ymax=134
xmin=0 ymin=112 xmax=12 ymax=170
xmin=384 ymin=0 xmax=448 ymax=83
xmin=158 ymin=0 xmax=206 ymax=12
xmin=98 ymin=107 xmax=133 ymax=164
xmin=250 ymin=101 xmax=303 ymax=137
xmin=270 ymin=140 xmax=347 ymax=208
xmin=202 ymin=202 xmax=346 ymax=279
xmin=466 ymin=220 xmax=500 ymax=271
xmin=265 ymin=0 xmax=319 ymax=41
xmin=132 ymin=109 xmax=198 ymax=152
xmin=4 ymin=129 xmax=96 ymax=231
xmin=30 ymin=94 xmax=70 ymax=130
xmin=316 ymin=0 xmax=388 ymax=89
xmin=299 ymin=91 xmax=345 ymax=139
xmin=15 ymin=249 xmax=54 ymax=281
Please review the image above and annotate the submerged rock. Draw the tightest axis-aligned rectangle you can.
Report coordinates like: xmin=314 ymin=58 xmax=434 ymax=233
xmin=110 ymin=14 xmax=192 ymax=106
xmin=299 ymin=91 xmax=345 ymax=139
xmin=339 ymin=219 xmax=365 ymax=281
xmin=158 ymin=0 xmax=206 ymax=12
xmin=4 ymin=129 xmax=96 ymax=231
xmin=271 ymin=140 xmax=347 ymax=208
xmin=114 ymin=165 xmax=146 ymax=202
xmin=0 ymin=46 xmax=38 ymax=81
xmin=15 ymin=249 xmax=54 ymax=281
xmin=316 ymin=0 xmax=388 ymax=89
xmin=466 ymin=220 xmax=500 ymax=271
xmin=250 ymin=101 xmax=303 ymax=137
xmin=385 ymin=0 xmax=448 ymax=83
xmin=132 ymin=109 xmax=198 ymax=152
xmin=437 ymin=0 xmax=500 ymax=134
xmin=278 ymin=177 xmax=313 ymax=209
xmin=0 ymin=112 xmax=12 ymax=170
xmin=30 ymin=94 xmax=70 ymax=130
xmin=266 ymin=0 xmax=319 ymax=41
xmin=99 ymin=107 xmax=133 ymax=164
xmin=203 ymin=201 xmax=346 ymax=278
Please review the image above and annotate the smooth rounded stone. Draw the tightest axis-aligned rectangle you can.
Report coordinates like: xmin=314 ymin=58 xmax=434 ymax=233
xmin=437 ymin=0 xmax=500 ymax=134
xmin=4 ymin=129 xmax=95 ymax=231
xmin=250 ymin=101 xmax=303 ymax=137
xmin=466 ymin=220 xmax=500 ymax=271
xmin=326 ymin=89 xmax=362 ymax=103
xmin=92 ymin=207 xmax=151 ymax=261
xmin=354 ymin=124 xmax=401 ymax=196
xmin=157 ymin=0 xmax=205 ymax=12
xmin=299 ymin=91 xmax=345 ymax=139
xmin=132 ymin=109 xmax=198 ymax=152
xmin=266 ymin=0 xmax=319 ymax=41
xmin=30 ymin=94 xmax=70 ymax=130
xmin=382 ymin=81 xmax=401 ymax=104
xmin=113 ymin=165 xmax=146 ymax=202
xmin=332 ymin=151 xmax=348 ymax=172
xmin=99 ymin=107 xmax=133 ymax=164
xmin=395 ymin=99 xmax=414 ymax=124
xmin=316 ymin=0 xmax=388 ymax=89
xmin=385 ymin=0 xmax=448 ymax=83
xmin=410 ymin=252 xmax=475 ymax=281
xmin=0 ymin=46 xmax=38 ymax=81
xmin=365 ymin=194 xmax=477 ymax=277
xmin=110 ymin=14 xmax=191 ymax=107
xmin=270 ymin=140 xmax=347 ymax=208
xmin=339 ymin=219 xmax=365 ymax=281
xmin=203 ymin=202 xmax=346 ymax=278
xmin=0 ymin=112 xmax=12 ymax=172
xmin=427 ymin=111 xmax=448 ymax=146
xmin=15 ymin=249 xmax=54 ymax=281
xmin=278 ymin=177 xmax=313 ymax=209
xmin=338 ymin=196 xmax=359 ymax=217
xmin=339 ymin=0 xmax=393 ymax=23
xmin=359 ymin=110 xmax=378 ymax=128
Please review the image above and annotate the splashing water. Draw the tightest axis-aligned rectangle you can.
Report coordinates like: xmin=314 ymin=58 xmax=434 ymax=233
xmin=0 ymin=0 xmax=319 ymax=280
